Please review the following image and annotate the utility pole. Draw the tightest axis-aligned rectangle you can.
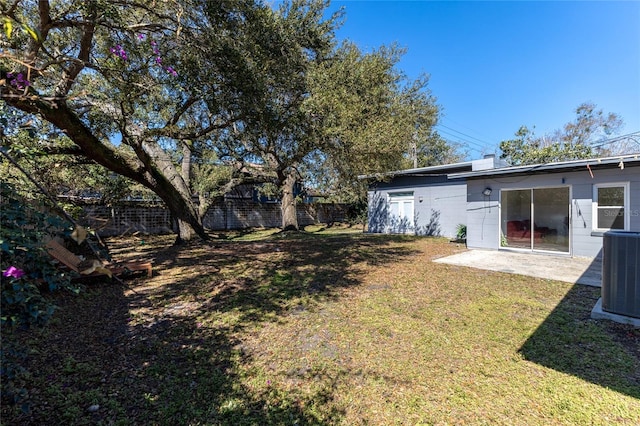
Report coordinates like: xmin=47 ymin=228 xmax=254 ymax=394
xmin=412 ymin=139 xmax=417 ymax=168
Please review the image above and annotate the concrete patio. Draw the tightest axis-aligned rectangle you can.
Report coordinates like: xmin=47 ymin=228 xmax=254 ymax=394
xmin=434 ymin=249 xmax=640 ymax=327
xmin=433 ymin=249 xmax=602 ymax=286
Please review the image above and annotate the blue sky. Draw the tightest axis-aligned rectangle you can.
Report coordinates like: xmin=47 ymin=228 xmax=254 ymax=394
xmin=325 ymin=1 xmax=640 ymax=159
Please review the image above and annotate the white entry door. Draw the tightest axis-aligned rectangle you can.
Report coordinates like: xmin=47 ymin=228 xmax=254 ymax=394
xmin=388 ymin=192 xmax=414 ymax=234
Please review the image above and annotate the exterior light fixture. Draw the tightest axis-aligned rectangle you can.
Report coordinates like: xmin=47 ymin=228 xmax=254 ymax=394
xmin=419 ymin=196 xmax=424 ymax=202
xmin=482 ymin=187 xmax=492 ymax=196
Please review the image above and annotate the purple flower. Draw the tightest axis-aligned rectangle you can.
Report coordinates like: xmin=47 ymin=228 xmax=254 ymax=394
xmin=166 ymin=66 xmax=178 ymax=77
xmin=3 ymin=266 xmax=25 ymax=279
xmin=110 ymin=45 xmax=128 ymax=61
xmin=155 ymin=56 xmax=162 ymax=65
xmin=7 ymin=73 xmax=30 ymax=90
xmin=137 ymin=33 xmax=145 ymax=40
xmin=151 ymin=41 xmax=160 ymax=55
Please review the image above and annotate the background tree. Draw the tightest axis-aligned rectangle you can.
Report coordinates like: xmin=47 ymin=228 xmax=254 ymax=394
xmin=305 ymin=42 xmax=458 ymax=206
xmin=499 ymin=102 xmax=624 ymax=166
xmin=188 ymin=0 xmax=352 ymax=231
xmin=399 ymin=78 xmax=464 ymax=170
xmin=413 ymin=131 xmax=464 ymax=169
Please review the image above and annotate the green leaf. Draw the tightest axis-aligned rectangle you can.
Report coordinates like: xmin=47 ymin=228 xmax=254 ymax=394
xmin=3 ymin=17 xmax=12 ymax=39
xmin=21 ymin=23 xmax=41 ymax=42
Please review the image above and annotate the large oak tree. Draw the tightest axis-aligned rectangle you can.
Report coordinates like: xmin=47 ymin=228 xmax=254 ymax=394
xmin=2 ymin=0 xmax=454 ymax=235
xmin=1 ymin=0 xmax=332 ymax=241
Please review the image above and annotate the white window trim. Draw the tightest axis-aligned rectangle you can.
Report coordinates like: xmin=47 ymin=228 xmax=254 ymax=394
xmin=592 ymin=182 xmax=630 ymax=231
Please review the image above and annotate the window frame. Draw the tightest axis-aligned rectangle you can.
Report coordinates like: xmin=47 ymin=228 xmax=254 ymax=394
xmin=592 ymin=182 xmax=630 ymax=232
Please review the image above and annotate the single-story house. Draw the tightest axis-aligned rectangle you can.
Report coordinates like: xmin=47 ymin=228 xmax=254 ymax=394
xmin=364 ymin=153 xmax=640 ymax=258
xmin=364 ymin=156 xmax=508 ymax=237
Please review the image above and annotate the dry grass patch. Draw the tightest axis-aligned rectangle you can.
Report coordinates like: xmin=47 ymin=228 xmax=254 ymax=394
xmin=2 ymin=225 xmax=638 ymax=425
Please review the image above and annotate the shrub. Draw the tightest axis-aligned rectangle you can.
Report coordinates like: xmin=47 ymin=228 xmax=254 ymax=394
xmin=346 ymin=200 xmax=368 ymax=227
xmin=1 ymin=182 xmax=80 ymax=409
xmin=0 ymin=182 xmax=79 ymax=327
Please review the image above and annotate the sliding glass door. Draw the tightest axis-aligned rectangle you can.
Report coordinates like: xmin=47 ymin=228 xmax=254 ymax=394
xmin=502 ymin=190 xmax=532 ymax=249
xmin=501 ymin=187 xmax=570 ymax=253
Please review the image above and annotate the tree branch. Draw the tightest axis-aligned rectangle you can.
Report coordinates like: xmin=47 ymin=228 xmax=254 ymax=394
xmin=5 ymin=95 xmax=146 ymax=181
xmin=167 ymin=97 xmax=198 ymax=128
xmin=53 ymin=17 xmax=95 ymax=97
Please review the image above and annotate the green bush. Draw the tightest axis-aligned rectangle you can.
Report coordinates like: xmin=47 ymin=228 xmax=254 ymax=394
xmin=0 ymin=182 xmax=79 ymax=327
xmin=346 ymin=200 xmax=368 ymax=227
xmin=1 ymin=182 xmax=80 ymax=409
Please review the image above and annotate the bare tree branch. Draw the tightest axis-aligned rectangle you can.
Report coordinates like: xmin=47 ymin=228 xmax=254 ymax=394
xmin=54 ymin=20 xmax=95 ymax=97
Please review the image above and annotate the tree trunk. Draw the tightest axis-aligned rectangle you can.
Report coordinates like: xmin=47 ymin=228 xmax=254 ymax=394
xmin=150 ymin=170 xmax=205 ymax=243
xmin=281 ymin=171 xmax=299 ymax=231
xmin=198 ymin=194 xmax=210 ymax=224
xmin=182 ymin=143 xmax=192 ymax=184
xmin=175 ymin=218 xmax=197 ymax=245
xmin=154 ymin=180 xmax=206 ymax=243
xmin=8 ymin=98 xmax=209 ymax=243
xmin=174 ymin=142 xmax=202 ymax=243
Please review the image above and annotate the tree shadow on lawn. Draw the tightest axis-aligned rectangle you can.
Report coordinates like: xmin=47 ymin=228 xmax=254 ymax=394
xmin=518 ymin=284 xmax=640 ymax=399
xmin=140 ymin=233 xmax=421 ymax=325
xmin=6 ymin=233 xmax=421 ymax=425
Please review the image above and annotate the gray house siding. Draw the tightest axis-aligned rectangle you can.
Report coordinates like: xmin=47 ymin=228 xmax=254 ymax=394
xmin=466 ymin=164 xmax=640 ymax=257
xmin=465 ymin=185 xmax=500 ymax=249
xmin=368 ymin=176 xmax=467 ymax=238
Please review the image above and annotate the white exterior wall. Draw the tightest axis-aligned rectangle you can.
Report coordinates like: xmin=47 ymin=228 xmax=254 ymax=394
xmin=466 ymin=165 xmax=640 ymax=258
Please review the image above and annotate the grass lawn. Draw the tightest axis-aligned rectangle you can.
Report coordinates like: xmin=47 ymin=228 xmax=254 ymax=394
xmin=2 ymin=225 xmax=638 ymax=425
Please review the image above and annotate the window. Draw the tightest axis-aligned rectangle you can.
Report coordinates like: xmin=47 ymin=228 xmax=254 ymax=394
xmin=593 ymin=183 xmax=629 ymax=231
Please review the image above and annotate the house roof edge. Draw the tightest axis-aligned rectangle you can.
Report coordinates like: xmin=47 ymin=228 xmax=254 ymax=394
xmin=448 ymin=153 xmax=640 ymax=179
xmin=357 ymin=160 xmax=476 ymax=180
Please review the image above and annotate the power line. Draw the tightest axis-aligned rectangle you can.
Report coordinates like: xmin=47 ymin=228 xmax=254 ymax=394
xmin=433 ymin=121 xmax=498 ymax=157
xmin=439 ymin=136 xmax=492 ymax=159
xmin=436 ymin=123 xmax=493 ymax=146
xmin=436 ymin=128 xmax=491 ymax=152
xmin=441 ymin=116 xmax=495 ymax=142
xmin=590 ymin=131 xmax=640 ymax=149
